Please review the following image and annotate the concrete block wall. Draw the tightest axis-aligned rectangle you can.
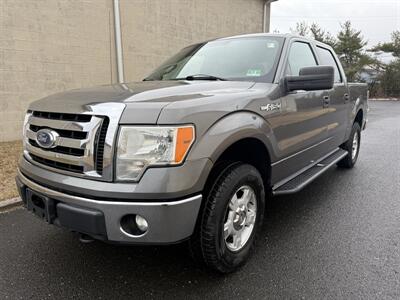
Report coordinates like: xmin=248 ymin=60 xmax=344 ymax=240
xmin=0 ymin=0 xmax=115 ymax=142
xmin=120 ymin=0 xmax=265 ymax=81
xmin=0 ymin=0 xmax=266 ymax=142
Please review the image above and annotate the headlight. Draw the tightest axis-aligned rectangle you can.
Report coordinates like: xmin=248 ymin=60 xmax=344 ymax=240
xmin=116 ymin=125 xmax=195 ymax=181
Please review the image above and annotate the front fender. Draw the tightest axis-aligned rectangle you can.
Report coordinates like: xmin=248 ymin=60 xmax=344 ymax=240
xmin=188 ymin=111 xmax=277 ymax=163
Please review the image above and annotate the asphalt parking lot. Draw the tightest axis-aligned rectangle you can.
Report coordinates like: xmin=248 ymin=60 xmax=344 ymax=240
xmin=0 ymin=101 xmax=399 ymax=299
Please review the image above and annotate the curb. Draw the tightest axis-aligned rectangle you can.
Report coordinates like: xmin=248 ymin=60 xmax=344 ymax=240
xmin=0 ymin=197 xmax=23 ymax=212
xmin=369 ymin=98 xmax=400 ymax=101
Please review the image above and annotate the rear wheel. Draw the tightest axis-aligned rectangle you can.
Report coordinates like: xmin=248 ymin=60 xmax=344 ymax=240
xmin=337 ymin=122 xmax=361 ymax=168
xmin=189 ymin=163 xmax=265 ymax=273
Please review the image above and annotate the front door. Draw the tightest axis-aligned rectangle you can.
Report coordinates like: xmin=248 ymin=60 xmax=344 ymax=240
xmin=268 ymin=40 xmax=333 ymax=183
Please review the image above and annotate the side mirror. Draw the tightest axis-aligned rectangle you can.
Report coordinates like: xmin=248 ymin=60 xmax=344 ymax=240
xmin=284 ymin=66 xmax=334 ymax=92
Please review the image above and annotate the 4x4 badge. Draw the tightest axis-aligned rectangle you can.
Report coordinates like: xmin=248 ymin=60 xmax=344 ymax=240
xmin=261 ymin=103 xmax=281 ymax=112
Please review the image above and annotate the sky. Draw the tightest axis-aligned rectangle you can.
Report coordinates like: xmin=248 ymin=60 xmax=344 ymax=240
xmin=270 ymin=0 xmax=400 ymax=48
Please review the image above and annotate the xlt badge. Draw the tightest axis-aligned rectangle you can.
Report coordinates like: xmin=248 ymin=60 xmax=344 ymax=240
xmin=261 ymin=103 xmax=281 ymax=112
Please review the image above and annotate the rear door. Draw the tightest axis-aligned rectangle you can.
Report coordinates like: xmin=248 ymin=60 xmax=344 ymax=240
xmin=269 ymin=39 xmax=333 ymax=183
xmin=315 ymin=45 xmax=349 ymax=148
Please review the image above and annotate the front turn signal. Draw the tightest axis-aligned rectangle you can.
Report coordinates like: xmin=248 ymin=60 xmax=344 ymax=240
xmin=175 ymin=126 xmax=195 ymax=163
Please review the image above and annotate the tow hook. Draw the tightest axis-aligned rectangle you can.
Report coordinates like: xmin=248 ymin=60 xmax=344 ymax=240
xmin=78 ymin=233 xmax=95 ymax=244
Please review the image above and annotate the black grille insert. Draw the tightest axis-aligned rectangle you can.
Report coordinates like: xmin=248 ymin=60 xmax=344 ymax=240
xmin=30 ymin=154 xmax=84 ymax=173
xmin=29 ymin=139 xmax=85 ymax=156
xmin=30 ymin=125 xmax=87 ymax=140
xmin=94 ymin=117 xmax=109 ymax=175
xmin=33 ymin=111 xmax=92 ymax=122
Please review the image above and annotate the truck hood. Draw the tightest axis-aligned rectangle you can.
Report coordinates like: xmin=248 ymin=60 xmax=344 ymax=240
xmin=29 ymin=81 xmax=256 ymax=124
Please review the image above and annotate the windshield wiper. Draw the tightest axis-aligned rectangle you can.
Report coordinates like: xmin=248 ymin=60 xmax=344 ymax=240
xmin=181 ymin=74 xmax=227 ymax=81
xmin=145 ymin=74 xmax=227 ymax=82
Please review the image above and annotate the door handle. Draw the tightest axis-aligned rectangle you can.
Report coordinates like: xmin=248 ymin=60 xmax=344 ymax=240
xmin=323 ymin=95 xmax=330 ymax=108
xmin=344 ymin=93 xmax=350 ymax=103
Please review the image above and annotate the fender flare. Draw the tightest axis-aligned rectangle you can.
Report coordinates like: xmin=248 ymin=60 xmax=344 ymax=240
xmin=188 ymin=111 xmax=278 ymax=164
xmin=345 ymin=98 xmax=365 ymax=140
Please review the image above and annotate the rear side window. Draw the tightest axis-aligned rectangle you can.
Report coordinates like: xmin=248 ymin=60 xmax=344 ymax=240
xmin=316 ymin=46 xmax=342 ymax=83
xmin=286 ymin=42 xmax=317 ymax=76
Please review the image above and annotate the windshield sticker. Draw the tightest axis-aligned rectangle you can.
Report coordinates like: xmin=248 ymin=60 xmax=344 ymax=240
xmin=246 ymin=69 xmax=262 ymax=77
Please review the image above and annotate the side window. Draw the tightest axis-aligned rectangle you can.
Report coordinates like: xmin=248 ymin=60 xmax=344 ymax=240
xmin=316 ymin=46 xmax=342 ymax=83
xmin=286 ymin=42 xmax=317 ymax=76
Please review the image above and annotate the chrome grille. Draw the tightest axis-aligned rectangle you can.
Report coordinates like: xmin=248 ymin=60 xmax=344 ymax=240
xmin=24 ymin=111 xmax=108 ymax=179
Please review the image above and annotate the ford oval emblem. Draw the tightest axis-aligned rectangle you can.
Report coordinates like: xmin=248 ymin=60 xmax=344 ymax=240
xmin=36 ymin=129 xmax=59 ymax=149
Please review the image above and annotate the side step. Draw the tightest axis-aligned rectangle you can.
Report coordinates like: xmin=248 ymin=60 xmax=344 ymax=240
xmin=272 ymin=148 xmax=348 ymax=196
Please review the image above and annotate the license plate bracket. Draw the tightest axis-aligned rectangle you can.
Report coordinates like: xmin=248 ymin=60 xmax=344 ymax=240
xmin=26 ymin=189 xmax=56 ymax=224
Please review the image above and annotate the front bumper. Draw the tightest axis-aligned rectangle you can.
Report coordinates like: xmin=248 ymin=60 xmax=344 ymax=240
xmin=16 ymin=169 xmax=202 ymax=244
xmin=19 ymin=156 xmax=212 ymax=200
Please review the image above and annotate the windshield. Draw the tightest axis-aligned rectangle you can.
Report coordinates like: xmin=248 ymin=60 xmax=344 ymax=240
xmin=145 ymin=37 xmax=284 ymax=82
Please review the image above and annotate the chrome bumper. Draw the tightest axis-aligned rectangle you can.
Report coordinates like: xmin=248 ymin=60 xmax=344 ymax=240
xmin=16 ymin=169 xmax=202 ymax=244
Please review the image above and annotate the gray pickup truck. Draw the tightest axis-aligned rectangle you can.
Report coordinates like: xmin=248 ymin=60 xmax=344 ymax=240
xmin=16 ymin=34 xmax=367 ymax=273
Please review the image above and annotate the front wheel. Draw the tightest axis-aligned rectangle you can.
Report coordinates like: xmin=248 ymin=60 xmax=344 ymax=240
xmin=337 ymin=122 xmax=361 ymax=168
xmin=189 ymin=163 xmax=265 ymax=273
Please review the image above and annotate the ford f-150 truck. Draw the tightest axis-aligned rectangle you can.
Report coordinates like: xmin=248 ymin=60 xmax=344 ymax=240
xmin=16 ymin=34 xmax=368 ymax=273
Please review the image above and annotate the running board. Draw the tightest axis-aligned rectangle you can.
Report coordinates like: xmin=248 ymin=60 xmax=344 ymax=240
xmin=272 ymin=148 xmax=348 ymax=196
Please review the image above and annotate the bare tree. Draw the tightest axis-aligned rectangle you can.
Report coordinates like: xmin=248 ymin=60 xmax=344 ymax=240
xmin=290 ymin=21 xmax=309 ymax=37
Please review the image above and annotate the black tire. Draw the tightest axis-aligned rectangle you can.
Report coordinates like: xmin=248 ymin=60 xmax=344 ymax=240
xmin=189 ymin=163 xmax=265 ymax=273
xmin=337 ymin=122 xmax=361 ymax=168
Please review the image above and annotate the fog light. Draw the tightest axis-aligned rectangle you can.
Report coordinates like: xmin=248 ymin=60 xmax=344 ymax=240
xmin=135 ymin=215 xmax=148 ymax=232
xmin=120 ymin=214 xmax=148 ymax=236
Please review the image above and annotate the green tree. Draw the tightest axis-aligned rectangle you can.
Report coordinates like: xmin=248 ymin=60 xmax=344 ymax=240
xmin=335 ymin=21 xmax=372 ymax=81
xmin=309 ymin=23 xmax=336 ymax=47
xmin=378 ymin=60 xmax=400 ymax=96
xmin=370 ymin=31 xmax=400 ymax=97
xmin=370 ymin=31 xmax=400 ymax=57
xmin=290 ymin=22 xmax=336 ymax=47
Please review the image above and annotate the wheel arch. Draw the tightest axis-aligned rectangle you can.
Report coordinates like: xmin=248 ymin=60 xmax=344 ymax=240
xmin=209 ymin=137 xmax=272 ymax=190
xmin=354 ymin=108 xmax=363 ymax=127
xmin=189 ymin=111 xmax=275 ymax=195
